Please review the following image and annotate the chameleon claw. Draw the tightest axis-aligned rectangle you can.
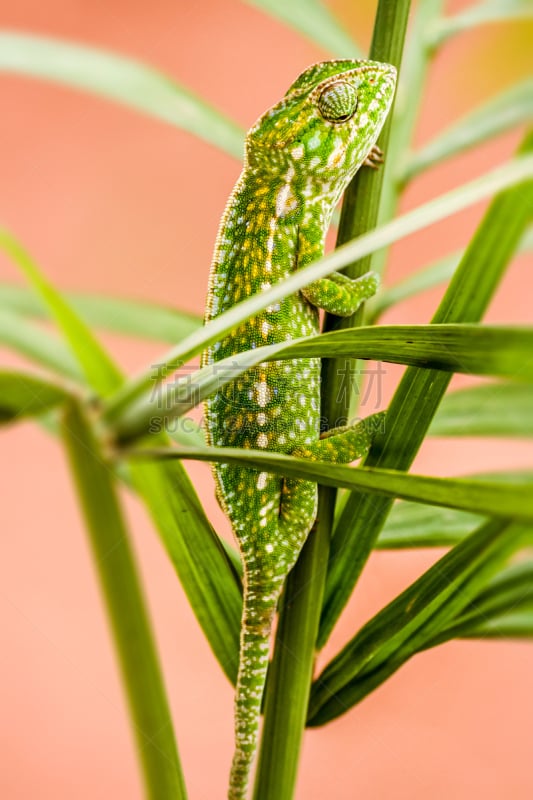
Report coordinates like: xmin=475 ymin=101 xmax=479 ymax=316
xmin=363 ymin=144 xmax=385 ymax=169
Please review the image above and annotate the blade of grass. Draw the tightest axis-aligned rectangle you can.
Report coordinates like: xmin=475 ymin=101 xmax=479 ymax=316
xmin=125 ymin=443 xmax=533 ymax=522
xmin=0 ymin=283 xmax=202 ymax=343
xmin=62 ymin=401 xmax=187 ymax=800
xmin=460 ymin=611 xmax=533 ymax=638
xmin=112 ymin=323 xmax=533 ymax=443
xmin=375 ymin=470 xmax=533 ymax=549
xmin=367 ymin=226 xmax=533 ymax=321
xmin=103 ymin=153 xmax=533 ymax=424
xmin=0 ymin=32 xmax=243 ymax=159
xmin=0 ymin=308 xmax=84 ymax=383
xmin=429 ymin=382 xmax=533 ymax=437
xmin=422 ymin=561 xmax=533 ymax=646
xmin=368 ymin=250 xmax=461 ymax=321
xmin=428 ymin=0 xmax=533 ymax=47
xmin=370 ymin=0 xmax=444 ymax=278
xmin=0 ymin=368 xmax=71 ymax=423
xmin=377 ymin=504 xmax=483 ymax=549
xmin=244 ymin=0 xmax=362 ymax=58
xmin=402 ymin=79 xmax=533 ymax=183
xmin=0 ymin=229 xmax=122 ymax=394
xmin=129 ymin=458 xmax=242 ymax=684
xmin=308 ymin=519 xmax=530 ymax=726
xmin=320 ymin=130 xmax=533 ymax=648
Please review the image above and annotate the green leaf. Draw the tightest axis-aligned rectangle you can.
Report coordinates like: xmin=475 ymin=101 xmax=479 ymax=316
xmin=376 ymin=471 xmax=533 ymax=549
xmin=0 ymin=32 xmax=243 ymax=160
xmin=112 ymin=324 xmax=533 ymax=443
xmin=103 ymin=153 xmax=533 ymax=424
xmin=428 ymin=1 xmax=533 ymax=46
xmin=319 ymin=131 xmax=533 ymax=648
xmin=126 ymin=442 xmax=533 ymax=523
xmin=376 ymin=502 xmax=482 ymax=549
xmin=462 ymin=611 xmax=533 ymax=638
xmin=167 ymin=417 xmax=206 ymax=448
xmin=422 ymin=560 xmax=533 ymax=645
xmin=62 ymin=401 xmax=187 ymax=799
xmin=403 ymin=80 xmax=533 ymax=182
xmin=367 ymin=250 xmax=461 ymax=321
xmin=0 ymin=308 xmax=84 ymax=383
xmin=430 ymin=382 xmax=533 ymax=437
xmin=0 ymin=229 xmax=122 ymax=395
xmin=367 ymin=226 xmax=533 ymax=321
xmin=308 ymin=518 xmax=530 ymax=726
xmin=0 ymin=283 xmax=202 ymax=343
xmin=243 ymin=0 xmax=362 ymax=58
xmin=0 ymin=368 xmax=70 ymax=424
xmin=129 ymin=459 xmax=242 ymax=684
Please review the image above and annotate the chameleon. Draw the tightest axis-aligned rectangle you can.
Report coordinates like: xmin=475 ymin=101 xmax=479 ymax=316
xmin=202 ymin=59 xmax=396 ymax=798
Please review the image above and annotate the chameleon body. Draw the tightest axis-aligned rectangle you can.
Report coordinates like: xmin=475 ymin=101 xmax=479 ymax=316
xmin=203 ymin=59 xmax=396 ymax=798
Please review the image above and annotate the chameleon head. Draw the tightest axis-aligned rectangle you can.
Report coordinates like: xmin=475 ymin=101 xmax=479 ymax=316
xmin=245 ymin=59 xmax=397 ymax=192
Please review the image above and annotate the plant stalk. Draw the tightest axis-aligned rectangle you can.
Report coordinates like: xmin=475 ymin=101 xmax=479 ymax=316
xmin=62 ymin=400 xmax=187 ymax=800
xmin=252 ymin=1 xmax=412 ymax=797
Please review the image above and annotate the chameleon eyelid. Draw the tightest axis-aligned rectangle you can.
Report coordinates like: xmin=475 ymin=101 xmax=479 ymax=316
xmin=317 ymin=81 xmax=359 ymax=123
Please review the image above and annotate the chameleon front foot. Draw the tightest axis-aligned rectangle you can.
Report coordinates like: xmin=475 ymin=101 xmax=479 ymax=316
xmin=293 ymin=411 xmax=386 ymax=464
xmin=301 ymin=270 xmax=379 ymax=317
xmin=363 ymin=144 xmax=384 ymax=169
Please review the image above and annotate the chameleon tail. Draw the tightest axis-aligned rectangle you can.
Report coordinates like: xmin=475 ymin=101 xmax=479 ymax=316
xmin=228 ymin=572 xmax=284 ymax=800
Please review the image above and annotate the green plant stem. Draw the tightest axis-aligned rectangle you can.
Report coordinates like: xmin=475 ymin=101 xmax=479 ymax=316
xmin=371 ymin=0 xmax=443 ymax=276
xmin=252 ymin=2 xmax=412 ymax=797
xmin=253 ymin=502 xmax=332 ymax=800
xmin=62 ymin=401 xmax=187 ymax=800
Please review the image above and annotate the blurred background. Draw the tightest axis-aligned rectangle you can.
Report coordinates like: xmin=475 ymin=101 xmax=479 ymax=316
xmin=1 ymin=1 xmax=532 ymax=797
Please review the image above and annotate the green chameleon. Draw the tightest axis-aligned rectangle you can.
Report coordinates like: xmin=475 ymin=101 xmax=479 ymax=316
xmin=202 ymin=59 xmax=396 ymax=798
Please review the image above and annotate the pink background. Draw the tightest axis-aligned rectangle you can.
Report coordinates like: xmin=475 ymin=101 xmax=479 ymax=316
xmin=1 ymin=2 xmax=532 ymax=798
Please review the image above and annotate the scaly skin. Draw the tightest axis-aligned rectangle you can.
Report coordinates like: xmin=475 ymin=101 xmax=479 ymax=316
xmin=202 ymin=59 xmax=396 ymax=799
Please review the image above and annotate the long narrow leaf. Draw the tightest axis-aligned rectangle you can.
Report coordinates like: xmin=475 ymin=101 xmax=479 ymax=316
xmin=62 ymin=401 xmax=187 ymax=799
xmin=422 ymin=561 xmax=533 ymax=645
xmin=430 ymin=382 xmax=533 ymax=437
xmin=402 ymin=80 xmax=533 ymax=182
xmin=0 ymin=369 xmax=70 ymax=423
xmin=376 ymin=470 xmax=533 ymax=549
xmin=461 ymin=611 xmax=533 ymax=639
xmin=428 ymin=1 xmax=533 ymax=46
xmin=367 ymin=250 xmax=461 ymax=321
xmin=308 ymin=519 xmax=529 ymax=726
xmin=244 ymin=0 xmax=362 ymax=57
xmin=0 ymin=283 xmax=201 ymax=343
xmin=367 ymin=226 xmax=533 ymax=321
xmin=0 ymin=229 xmax=122 ymax=394
xmin=103 ymin=154 xmax=533 ymax=423
xmin=126 ymin=444 xmax=533 ymax=522
xmin=0 ymin=32 xmax=243 ymax=159
xmin=0 ymin=308 xmax=84 ymax=382
xmin=112 ymin=324 xmax=533 ymax=443
xmin=376 ymin=503 xmax=483 ymax=549
xmin=130 ymin=458 xmax=242 ymax=684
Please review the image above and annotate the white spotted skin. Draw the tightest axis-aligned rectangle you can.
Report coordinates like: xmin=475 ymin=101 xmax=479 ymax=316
xmin=202 ymin=59 xmax=396 ymax=799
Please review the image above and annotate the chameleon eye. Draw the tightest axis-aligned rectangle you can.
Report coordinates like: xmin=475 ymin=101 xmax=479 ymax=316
xmin=318 ymin=81 xmax=358 ymax=123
